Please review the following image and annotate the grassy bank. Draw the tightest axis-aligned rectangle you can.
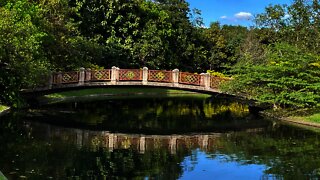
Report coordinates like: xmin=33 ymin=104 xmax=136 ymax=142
xmin=307 ymin=113 xmax=320 ymax=123
xmin=263 ymin=108 xmax=320 ymax=128
xmin=291 ymin=113 xmax=320 ymax=124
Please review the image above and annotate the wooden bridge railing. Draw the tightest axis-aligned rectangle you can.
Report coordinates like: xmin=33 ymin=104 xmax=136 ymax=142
xmin=50 ymin=67 xmax=231 ymax=91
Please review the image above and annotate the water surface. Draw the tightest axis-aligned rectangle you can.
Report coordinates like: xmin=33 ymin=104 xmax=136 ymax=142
xmin=1 ymin=95 xmax=320 ymax=179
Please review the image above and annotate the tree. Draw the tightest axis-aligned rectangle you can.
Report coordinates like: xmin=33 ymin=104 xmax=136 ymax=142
xmin=223 ymin=43 xmax=320 ymax=109
xmin=0 ymin=0 xmax=50 ymax=106
xmin=220 ymin=25 xmax=249 ymax=71
xmin=255 ymin=0 xmax=320 ymax=53
xmin=201 ymin=22 xmax=227 ymax=71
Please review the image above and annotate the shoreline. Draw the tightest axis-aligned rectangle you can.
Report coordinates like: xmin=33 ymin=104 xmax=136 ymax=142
xmin=261 ymin=111 xmax=320 ymax=129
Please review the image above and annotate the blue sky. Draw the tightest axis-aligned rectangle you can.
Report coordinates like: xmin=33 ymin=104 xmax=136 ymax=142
xmin=187 ymin=0 xmax=293 ymax=27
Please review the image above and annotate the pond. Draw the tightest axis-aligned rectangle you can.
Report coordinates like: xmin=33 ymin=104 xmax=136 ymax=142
xmin=1 ymin=93 xmax=320 ymax=179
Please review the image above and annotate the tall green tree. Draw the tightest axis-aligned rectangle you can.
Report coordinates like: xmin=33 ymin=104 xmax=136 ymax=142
xmin=0 ymin=0 xmax=49 ymax=106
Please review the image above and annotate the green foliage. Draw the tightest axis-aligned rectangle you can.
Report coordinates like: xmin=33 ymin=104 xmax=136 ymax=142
xmin=223 ymin=43 xmax=320 ymax=108
xmin=68 ymin=0 xmax=211 ymax=71
xmin=206 ymin=70 xmax=226 ymax=78
xmin=0 ymin=0 xmax=50 ymax=106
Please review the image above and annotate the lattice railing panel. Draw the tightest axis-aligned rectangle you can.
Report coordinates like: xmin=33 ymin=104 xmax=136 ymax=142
xmin=52 ymin=71 xmax=79 ymax=84
xmin=119 ymin=69 xmax=142 ymax=81
xmin=210 ymin=76 xmax=231 ymax=88
xmin=91 ymin=69 xmax=111 ymax=81
xmin=61 ymin=72 xmax=79 ymax=83
xmin=148 ymin=70 xmax=172 ymax=83
xmin=179 ymin=72 xmax=201 ymax=86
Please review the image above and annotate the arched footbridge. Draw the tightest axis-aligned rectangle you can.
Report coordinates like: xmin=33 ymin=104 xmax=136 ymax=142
xmin=23 ymin=67 xmax=232 ymax=94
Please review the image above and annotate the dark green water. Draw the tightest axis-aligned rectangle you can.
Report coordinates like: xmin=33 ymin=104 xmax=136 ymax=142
xmin=1 ymin=96 xmax=320 ymax=179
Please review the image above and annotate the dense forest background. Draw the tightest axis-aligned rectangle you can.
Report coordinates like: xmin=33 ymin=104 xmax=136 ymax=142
xmin=0 ymin=0 xmax=319 ymax=109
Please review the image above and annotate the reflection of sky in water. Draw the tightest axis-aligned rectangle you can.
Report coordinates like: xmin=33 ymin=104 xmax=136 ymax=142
xmin=179 ymin=150 xmax=269 ymax=180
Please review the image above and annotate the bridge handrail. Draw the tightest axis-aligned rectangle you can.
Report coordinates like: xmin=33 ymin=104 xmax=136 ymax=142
xmin=47 ymin=67 xmax=231 ymax=92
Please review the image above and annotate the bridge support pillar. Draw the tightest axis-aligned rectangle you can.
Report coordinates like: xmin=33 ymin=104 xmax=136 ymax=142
xmin=111 ymin=66 xmax=118 ymax=85
xmin=142 ymin=67 xmax=148 ymax=85
xmin=172 ymin=69 xmax=179 ymax=87
xmin=79 ymin=67 xmax=85 ymax=85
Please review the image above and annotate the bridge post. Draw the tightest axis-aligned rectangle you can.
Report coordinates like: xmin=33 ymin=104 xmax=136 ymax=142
xmin=79 ymin=67 xmax=85 ymax=85
xmin=108 ymin=134 xmax=116 ymax=151
xmin=116 ymin=67 xmax=120 ymax=81
xmin=85 ymin=68 xmax=91 ymax=82
xmin=200 ymin=135 xmax=209 ymax=150
xmin=48 ymin=71 xmax=53 ymax=89
xmin=169 ymin=136 xmax=177 ymax=154
xmin=201 ymin=73 xmax=211 ymax=89
xmin=172 ymin=69 xmax=179 ymax=87
xmin=111 ymin=66 xmax=118 ymax=85
xmin=142 ymin=67 xmax=148 ymax=85
xmin=139 ymin=136 xmax=146 ymax=154
xmin=57 ymin=72 xmax=62 ymax=85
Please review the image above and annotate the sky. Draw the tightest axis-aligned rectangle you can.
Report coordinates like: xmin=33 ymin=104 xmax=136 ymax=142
xmin=186 ymin=0 xmax=293 ymax=27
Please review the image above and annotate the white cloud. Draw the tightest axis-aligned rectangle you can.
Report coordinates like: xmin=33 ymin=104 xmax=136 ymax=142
xmin=220 ymin=15 xmax=228 ymax=19
xmin=234 ymin=12 xmax=253 ymax=20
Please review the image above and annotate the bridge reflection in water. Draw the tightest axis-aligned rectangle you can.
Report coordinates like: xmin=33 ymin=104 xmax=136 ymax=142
xmin=42 ymin=124 xmax=263 ymax=154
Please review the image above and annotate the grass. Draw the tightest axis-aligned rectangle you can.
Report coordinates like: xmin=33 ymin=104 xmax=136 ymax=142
xmin=44 ymin=87 xmax=211 ymax=99
xmin=287 ymin=111 xmax=320 ymax=125
xmin=306 ymin=113 xmax=320 ymax=123
xmin=263 ymin=108 xmax=320 ymax=128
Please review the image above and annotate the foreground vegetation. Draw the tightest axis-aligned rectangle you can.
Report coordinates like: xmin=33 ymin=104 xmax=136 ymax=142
xmin=0 ymin=105 xmax=9 ymax=113
xmin=0 ymin=0 xmax=319 ymax=121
